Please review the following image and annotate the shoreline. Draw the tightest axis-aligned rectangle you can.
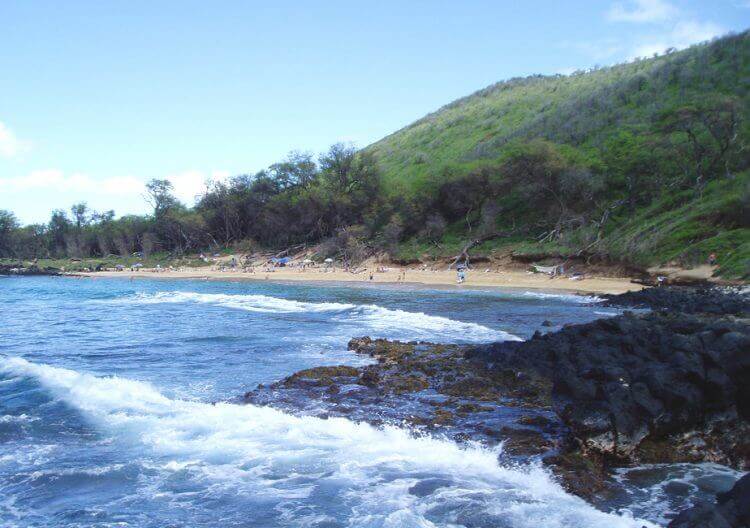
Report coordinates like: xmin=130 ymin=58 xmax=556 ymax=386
xmin=75 ymin=267 xmax=645 ymax=295
xmin=244 ymin=287 xmax=750 ymax=523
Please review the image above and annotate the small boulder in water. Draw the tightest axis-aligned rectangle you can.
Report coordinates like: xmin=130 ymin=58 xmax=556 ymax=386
xmin=669 ymin=472 xmax=750 ymax=527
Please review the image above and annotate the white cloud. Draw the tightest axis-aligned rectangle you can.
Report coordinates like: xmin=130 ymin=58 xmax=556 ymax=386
xmin=607 ymin=0 xmax=678 ymax=23
xmin=601 ymin=0 xmax=726 ymax=60
xmin=629 ymin=20 xmax=724 ymax=59
xmin=556 ymin=67 xmax=578 ymax=76
xmin=0 ymin=122 xmax=30 ymax=158
xmin=0 ymin=169 xmax=145 ymax=195
xmin=0 ymin=169 xmax=232 ymax=204
xmin=166 ymin=170 xmax=230 ymax=205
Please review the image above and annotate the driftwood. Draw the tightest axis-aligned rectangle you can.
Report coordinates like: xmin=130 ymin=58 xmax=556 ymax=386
xmin=576 ymin=199 xmax=626 ymax=259
xmin=447 ymin=231 xmax=516 ymax=270
xmin=274 ymin=244 xmax=306 ymax=259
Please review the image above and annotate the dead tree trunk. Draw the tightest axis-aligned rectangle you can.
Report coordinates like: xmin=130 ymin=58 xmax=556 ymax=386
xmin=447 ymin=231 xmax=516 ymax=270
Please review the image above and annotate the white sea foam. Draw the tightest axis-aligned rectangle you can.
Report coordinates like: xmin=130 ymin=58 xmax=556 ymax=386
xmin=1 ymin=357 xmax=656 ymax=528
xmin=0 ymin=414 xmax=38 ymax=424
xmin=110 ymin=291 xmax=520 ymax=342
xmin=612 ymin=463 xmax=743 ymax=525
xmin=520 ymin=291 xmax=602 ymax=303
xmin=340 ymin=304 xmax=520 ymax=342
xmin=116 ymin=291 xmax=357 ymax=313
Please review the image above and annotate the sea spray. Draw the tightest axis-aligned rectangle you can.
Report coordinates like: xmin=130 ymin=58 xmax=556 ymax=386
xmin=1 ymin=357 xmax=656 ymax=528
xmin=102 ymin=291 xmax=521 ymax=342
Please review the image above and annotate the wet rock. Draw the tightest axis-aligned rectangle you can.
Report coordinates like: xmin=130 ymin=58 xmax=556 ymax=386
xmin=466 ymin=311 xmax=750 ymax=469
xmin=245 ymin=335 xmax=561 ymax=455
xmin=602 ymin=286 xmax=749 ymax=316
xmin=0 ymin=263 xmax=61 ymax=276
xmin=282 ymin=366 xmax=360 ymax=387
xmin=492 ymin=426 xmax=554 ymax=456
xmin=242 ymin=286 xmax=750 ymax=508
xmin=409 ymin=478 xmax=452 ymax=497
xmin=669 ymin=472 xmax=750 ymax=527
xmin=543 ymin=451 xmax=613 ymax=500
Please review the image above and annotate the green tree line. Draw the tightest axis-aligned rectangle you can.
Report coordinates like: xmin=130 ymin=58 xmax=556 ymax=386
xmin=1 ymin=32 xmax=749 ymax=277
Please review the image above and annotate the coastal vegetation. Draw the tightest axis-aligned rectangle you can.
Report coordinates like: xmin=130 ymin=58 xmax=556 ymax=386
xmin=1 ymin=31 xmax=749 ymax=278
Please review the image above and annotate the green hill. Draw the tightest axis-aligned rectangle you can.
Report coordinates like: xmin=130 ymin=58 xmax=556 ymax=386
xmin=2 ymin=32 xmax=748 ymax=281
xmin=367 ymin=31 xmax=750 ymax=279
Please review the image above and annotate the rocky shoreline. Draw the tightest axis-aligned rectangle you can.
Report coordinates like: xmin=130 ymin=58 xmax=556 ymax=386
xmin=0 ymin=263 xmax=61 ymax=276
xmin=242 ymin=286 xmax=749 ymax=526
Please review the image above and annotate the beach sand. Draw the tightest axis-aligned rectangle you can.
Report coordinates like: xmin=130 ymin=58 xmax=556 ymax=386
xmin=80 ymin=266 xmax=644 ymax=295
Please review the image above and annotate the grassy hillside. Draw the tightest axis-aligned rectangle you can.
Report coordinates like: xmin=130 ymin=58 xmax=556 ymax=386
xmin=2 ymin=32 xmax=748 ymax=281
xmin=367 ymin=31 xmax=750 ymax=279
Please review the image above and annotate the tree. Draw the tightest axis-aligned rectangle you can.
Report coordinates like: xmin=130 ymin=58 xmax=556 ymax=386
xmin=499 ymin=140 xmax=600 ymax=239
xmin=657 ymin=95 xmax=742 ymax=190
xmin=602 ymin=131 xmax=662 ymax=212
xmin=319 ymin=143 xmax=356 ymax=192
xmin=436 ymin=170 xmax=491 ymax=228
xmin=0 ymin=210 xmax=20 ymax=257
xmin=268 ymin=151 xmax=318 ymax=188
xmin=422 ymin=213 xmax=447 ymax=244
xmin=47 ymin=210 xmax=71 ymax=257
xmin=145 ymin=179 xmax=179 ymax=218
xmin=380 ymin=214 xmax=403 ymax=254
xmin=198 ymin=180 xmax=242 ymax=244
xmin=70 ymin=202 xmax=89 ymax=230
xmin=14 ymin=224 xmax=48 ymax=258
xmin=140 ymin=232 xmax=156 ymax=258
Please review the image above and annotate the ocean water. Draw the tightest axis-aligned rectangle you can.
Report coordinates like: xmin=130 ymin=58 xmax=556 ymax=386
xmin=0 ymin=276 xmax=735 ymax=527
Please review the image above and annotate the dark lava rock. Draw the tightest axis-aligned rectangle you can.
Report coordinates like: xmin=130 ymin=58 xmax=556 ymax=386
xmin=244 ymin=336 xmax=562 ymax=458
xmin=669 ymin=472 xmax=750 ymax=527
xmin=0 ymin=263 xmax=61 ymax=276
xmin=602 ymin=286 xmax=749 ymax=316
xmin=241 ymin=287 xmax=750 ymax=505
xmin=466 ymin=311 xmax=750 ymax=468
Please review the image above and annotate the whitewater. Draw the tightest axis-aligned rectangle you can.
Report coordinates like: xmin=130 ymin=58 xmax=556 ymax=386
xmin=0 ymin=276 xmax=690 ymax=527
xmin=1 ymin=355 xmax=660 ymax=528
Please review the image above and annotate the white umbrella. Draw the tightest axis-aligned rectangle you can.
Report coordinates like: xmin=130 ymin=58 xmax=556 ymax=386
xmin=324 ymin=258 xmax=333 ymax=263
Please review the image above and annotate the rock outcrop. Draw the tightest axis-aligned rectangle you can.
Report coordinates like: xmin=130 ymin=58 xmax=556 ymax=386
xmin=0 ymin=263 xmax=61 ymax=276
xmin=601 ymin=286 xmax=749 ymax=315
xmin=241 ymin=285 xmax=750 ymax=516
xmin=466 ymin=311 xmax=750 ymax=469
xmin=245 ymin=337 xmax=561 ymax=459
xmin=668 ymin=472 xmax=750 ymax=528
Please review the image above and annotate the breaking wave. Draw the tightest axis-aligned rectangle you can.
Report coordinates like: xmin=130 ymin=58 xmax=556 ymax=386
xmin=1 ymin=357 xmax=655 ymax=528
xmin=520 ymin=291 xmax=602 ymax=304
xmin=107 ymin=291 xmax=520 ymax=342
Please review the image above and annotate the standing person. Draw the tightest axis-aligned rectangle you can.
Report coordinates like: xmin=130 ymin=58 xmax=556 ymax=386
xmin=457 ymin=265 xmax=466 ymax=284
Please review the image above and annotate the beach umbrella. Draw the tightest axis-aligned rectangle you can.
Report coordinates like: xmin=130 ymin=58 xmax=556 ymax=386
xmin=133 ymin=263 xmax=143 ymax=268
xmin=324 ymin=258 xmax=333 ymax=263
xmin=302 ymin=259 xmax=313 ymax=264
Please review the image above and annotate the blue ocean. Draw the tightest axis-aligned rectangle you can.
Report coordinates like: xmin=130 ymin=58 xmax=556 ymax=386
xmin=0 ymin=276 xmax=738 ymax=527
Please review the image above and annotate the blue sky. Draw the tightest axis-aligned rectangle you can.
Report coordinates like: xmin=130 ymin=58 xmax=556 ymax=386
xmin=2 ymin=0 xmax=749 ymax=224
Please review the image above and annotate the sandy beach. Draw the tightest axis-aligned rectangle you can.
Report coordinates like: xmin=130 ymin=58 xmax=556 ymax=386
xmin=80 ymin=266 xmax=645 ymax=295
